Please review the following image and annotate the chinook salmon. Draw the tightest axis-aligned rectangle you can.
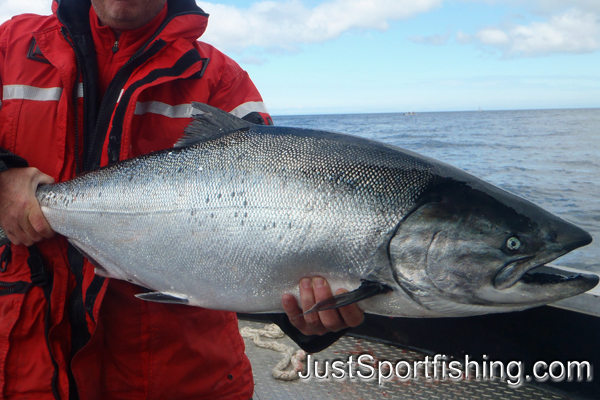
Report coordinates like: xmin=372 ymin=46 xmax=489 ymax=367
xmin=0 ymin=103 xmax=596 ymax=317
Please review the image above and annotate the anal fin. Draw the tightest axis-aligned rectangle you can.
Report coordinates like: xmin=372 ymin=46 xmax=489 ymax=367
xmin=298 ymin=280 xmax=392 ymax=317
xmin=135 ymin=291 xmax=189 ymax=305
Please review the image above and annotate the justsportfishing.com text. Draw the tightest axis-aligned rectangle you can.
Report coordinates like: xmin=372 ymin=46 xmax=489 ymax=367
xmin=299 ymin=354 xmax=593 ymax=386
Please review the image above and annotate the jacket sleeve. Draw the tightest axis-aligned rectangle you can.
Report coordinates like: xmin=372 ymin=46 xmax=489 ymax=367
xmin=0 ymin=24 xmax=27 ymax=171
xmin=200 ymin=43 xmax=273 ymax=126
xmin=0 ymin=148 xmax=29 ymax=172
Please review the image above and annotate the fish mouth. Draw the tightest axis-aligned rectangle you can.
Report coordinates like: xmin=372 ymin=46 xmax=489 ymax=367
xmin=519 ymin=266 xmax=599 ymax=288
xmin=495 ymin=258 xmax=599 ymax=292
xmin=489 ymin=259 xmax=599 ymax=306
xmin=494 ymin=234 xmax=594 ymax=291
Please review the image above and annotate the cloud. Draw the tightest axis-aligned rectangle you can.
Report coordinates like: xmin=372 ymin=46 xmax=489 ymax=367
xmin=476 ymin=28 xmax=510 ymax=45
xmin=471 ymin=9 xmax=600 ymax=56
xmin=460 ymin=0 xmax=600 ymax=14
xmin=240 ymin=55 xmax=268 ymax=66
xmin=456 ymin=30 xmax=473 ymax=44
xmin=534 ymin=0 xmax=600 ymax=14
xmin=0 ymin=0 xmax=50 ymax=24
xmin=5 ymin=0 xmax=597 ymax=60
xmin=197 ymin=0 xmax=443 ymax=52
xmin=408 ymin=33 xmax=450 ymax=45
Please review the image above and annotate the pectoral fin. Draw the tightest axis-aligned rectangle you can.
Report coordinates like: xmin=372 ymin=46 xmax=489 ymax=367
xmin=299 ymin=280 xmax=392 ymax=317
xmin=135 ymin=292 xmax=189 ymax=305
xmin=94 ymin=265 xmax=114 ymax=278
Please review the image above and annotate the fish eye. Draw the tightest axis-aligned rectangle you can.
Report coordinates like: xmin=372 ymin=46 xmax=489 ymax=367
xmin=506 ymin=237 xmax=521 ymax=251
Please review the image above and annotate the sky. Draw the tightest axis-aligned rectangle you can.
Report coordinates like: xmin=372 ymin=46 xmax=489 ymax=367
xmin=1 ymin=0 xmax=599 ymax=115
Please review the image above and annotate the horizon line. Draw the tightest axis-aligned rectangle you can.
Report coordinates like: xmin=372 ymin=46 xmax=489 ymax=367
xmin=271 ymin=106 xmax=600 ymax=118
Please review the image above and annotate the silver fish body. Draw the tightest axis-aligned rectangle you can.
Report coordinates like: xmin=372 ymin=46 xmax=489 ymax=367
xmin=10 ymin=104 xmax=597 ymax=317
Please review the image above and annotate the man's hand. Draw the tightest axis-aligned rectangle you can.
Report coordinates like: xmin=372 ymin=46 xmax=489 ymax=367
xmin=282 ymin=276 xmax=364 ymax=336
xmin=0 ymin=168 xmax=55 ymax=246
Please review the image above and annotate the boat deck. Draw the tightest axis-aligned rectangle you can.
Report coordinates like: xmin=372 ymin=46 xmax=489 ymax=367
xmin=242 ymin=265 xmax=600 ymax=399
xmin=240 ymin=320 xmax=570 ymax=400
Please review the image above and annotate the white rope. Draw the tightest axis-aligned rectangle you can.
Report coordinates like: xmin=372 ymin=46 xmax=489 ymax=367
xmin=240 ymin=323 xmax=307 ymax=381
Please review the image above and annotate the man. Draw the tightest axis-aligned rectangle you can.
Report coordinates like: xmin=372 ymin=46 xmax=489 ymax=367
xmin=0 ymin=0 xmax=363 ymax=399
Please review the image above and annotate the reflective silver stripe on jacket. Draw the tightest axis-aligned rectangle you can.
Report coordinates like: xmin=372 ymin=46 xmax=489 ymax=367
xmin=134 ymin=101 xmax=194 ymax=118
xmin=229 ymin=101 xmax=269 ymax=118
xmin=134 ymin=101 xmax=269 ymax=119
xmin=2 ymin=84 xmax=84 ymax=101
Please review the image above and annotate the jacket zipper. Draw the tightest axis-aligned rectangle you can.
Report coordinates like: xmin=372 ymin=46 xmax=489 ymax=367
xmin=60 ymin=27 xmax=83 ymax=176
xmin=112 ymin=40 xmax=119 ymax=53
xmin=86 ymin=39 xmax=164 ymax=170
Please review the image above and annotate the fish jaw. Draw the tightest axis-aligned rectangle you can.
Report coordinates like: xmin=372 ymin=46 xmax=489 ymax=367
xmin=480 ymin=265 xmax=598 ymax=306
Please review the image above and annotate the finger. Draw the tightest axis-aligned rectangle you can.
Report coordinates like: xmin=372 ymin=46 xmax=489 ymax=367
xmin=36 ymin=173 xmax=55 ymax=186
xmin=299 ymin=277 xmax=322 ymax=330
xmin=3 ymin=226 xmax=26 ymax=246
xmin=312 ymin=277 xmax=345 ymax=332
xmin=23 ymin=169 xmax=55 ymax=242
xmin=10 ymin=222 xmax=35 ymax=246
xmin=28 ymin=205 xmax=55 ymax=239
xmin=19 ymin=208 xmax=43 ymax=244
xmin=282 ymin=293 xmax=307 ymax=331
xmin=335 ymin=288 xmax=365 ymax=328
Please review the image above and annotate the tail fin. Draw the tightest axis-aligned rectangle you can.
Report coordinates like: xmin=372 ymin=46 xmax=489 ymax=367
xmin=0 ymin=227 xmax=9 ymax=247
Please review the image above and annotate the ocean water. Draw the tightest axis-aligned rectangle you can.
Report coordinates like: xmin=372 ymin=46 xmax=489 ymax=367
xmin=273 ymin=108 xmax=600 ymax=272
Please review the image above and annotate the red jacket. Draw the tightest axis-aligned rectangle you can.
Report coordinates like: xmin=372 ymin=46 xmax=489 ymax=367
xmin=0 ymin=0 xmax=272 ymax=399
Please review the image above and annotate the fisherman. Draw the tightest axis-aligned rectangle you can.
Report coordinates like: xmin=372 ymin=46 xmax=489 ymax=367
xmin=0 ymin=1 xmax=363 ymax=399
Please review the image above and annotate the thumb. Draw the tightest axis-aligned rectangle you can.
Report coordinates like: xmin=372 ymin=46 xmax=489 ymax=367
xmin=32 ymin=171 xmax=55 ymax=186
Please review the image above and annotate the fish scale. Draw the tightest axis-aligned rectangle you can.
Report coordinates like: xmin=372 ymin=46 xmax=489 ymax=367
xmin=1 ymin=103 xmax=595 ymax=317
xmin=36 ymin=123 xmax=428 ymax=312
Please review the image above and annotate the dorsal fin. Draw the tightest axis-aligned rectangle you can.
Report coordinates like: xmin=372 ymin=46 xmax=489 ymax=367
xmin=174 ymin=102 xmax=252 ymax=148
